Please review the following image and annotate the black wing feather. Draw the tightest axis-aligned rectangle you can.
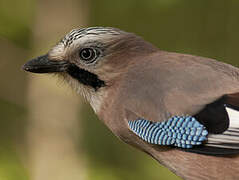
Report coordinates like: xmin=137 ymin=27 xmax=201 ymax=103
xmin=189 ymin=93 xmax=239 ymax=155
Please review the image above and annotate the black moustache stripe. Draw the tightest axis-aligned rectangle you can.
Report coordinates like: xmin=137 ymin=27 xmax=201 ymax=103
xmin=66 ymin=64 xmax=105 ymax=91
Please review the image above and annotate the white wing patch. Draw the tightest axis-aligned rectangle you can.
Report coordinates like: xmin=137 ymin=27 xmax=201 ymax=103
xmin=206 ymin=107 xmax=239 ymax=149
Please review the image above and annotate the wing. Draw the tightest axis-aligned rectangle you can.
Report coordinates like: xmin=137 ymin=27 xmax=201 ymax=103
xmin=121 ymin=52 xmax=239 ymax=155
xmin=127 ymin=93 xmax=239 ymax=155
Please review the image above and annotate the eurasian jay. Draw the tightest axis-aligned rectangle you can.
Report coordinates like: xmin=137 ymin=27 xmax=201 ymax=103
xmin=23 ymin=27 xmax=239 ymax=180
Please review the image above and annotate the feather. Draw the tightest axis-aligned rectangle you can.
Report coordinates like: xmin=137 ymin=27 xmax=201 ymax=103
xmin=128 ymin=116 xmax=208 ymax=148
xmin=206 ymin=107 xmax=239 ymax=149
xmin=187 ymin=93 xmax=239 ymax=155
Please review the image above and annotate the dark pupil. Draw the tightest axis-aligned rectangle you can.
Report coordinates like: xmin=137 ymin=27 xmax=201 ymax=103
xmin=80 ymin=48 xmax=94 ymax=60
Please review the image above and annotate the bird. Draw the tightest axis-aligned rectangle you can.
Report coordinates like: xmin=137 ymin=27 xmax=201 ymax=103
xmin=23 ymin=27 xmax=239 ymax=180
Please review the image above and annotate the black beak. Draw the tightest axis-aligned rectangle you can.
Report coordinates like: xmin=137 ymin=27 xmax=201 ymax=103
xmin=22 ymin=54 xmax=69 ymax=73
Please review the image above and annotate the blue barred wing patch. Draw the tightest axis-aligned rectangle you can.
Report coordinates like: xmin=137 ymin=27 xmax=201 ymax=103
xmin=128 ymin=116 xmax=208 ymax=148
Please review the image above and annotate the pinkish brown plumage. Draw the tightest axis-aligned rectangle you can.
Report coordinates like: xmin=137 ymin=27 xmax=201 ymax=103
xmin=23 ymin=27 xmax=239 ymax=180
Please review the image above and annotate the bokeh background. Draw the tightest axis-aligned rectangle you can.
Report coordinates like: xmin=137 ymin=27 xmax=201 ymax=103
xmin=1 ymin=0 xmax=239 ymax=179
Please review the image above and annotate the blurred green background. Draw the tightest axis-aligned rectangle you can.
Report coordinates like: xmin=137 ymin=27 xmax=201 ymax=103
xmin=1 ymin=0 xmax=239 ymax=179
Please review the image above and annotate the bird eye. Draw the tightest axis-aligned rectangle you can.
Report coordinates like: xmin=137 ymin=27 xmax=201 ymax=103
xmin=79 ymin=48 xmax=97 ymax=63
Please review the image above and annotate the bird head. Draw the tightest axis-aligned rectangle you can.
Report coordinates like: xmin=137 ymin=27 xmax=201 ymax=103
xmin=23 ymin=27 xmax=157 ymax=112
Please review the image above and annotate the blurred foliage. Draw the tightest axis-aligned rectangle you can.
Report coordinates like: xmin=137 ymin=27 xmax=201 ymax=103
xmin=0 ymin=144 xmax=28 ymax=180
xmin=0 ymin=0 xmax=33 ymax=179
xmin=0 ymin=99 xmax=27 ymax=142
xmin=0 ymin=0 xmax=34 ymax=48
xmin=0 ymin=99 xmax=28 ymax=180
